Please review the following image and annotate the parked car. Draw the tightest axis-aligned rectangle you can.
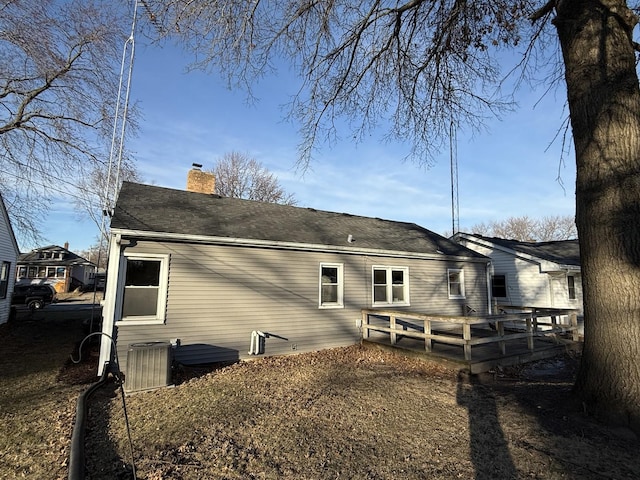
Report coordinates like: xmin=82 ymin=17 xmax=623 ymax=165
xmin=11 ymin=284 xmax=57 ymax=310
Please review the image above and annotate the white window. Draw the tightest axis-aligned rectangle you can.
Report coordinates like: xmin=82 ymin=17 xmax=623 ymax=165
xmin=372 ymin=266 xmax=409 ymax=306
xmin=448 ymin=269 xmax=465 ymax=299
xmin=319 ymin=263 xmax=344 ymax=308
xmin=118 ymin=253 xmax=169 ymax=325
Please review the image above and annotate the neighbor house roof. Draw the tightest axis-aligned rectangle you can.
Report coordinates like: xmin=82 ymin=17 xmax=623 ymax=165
xmin=18 ymin=245 xmax=94 ymax=266
xmin=112 ymin=182 xmax=488 ymax=260
xmin=458 ymin=233 xmax=580 ymax=267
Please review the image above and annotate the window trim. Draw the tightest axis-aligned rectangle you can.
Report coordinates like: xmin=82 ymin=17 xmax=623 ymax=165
xmin=567 ymin=275 xmax=576 ymax=300
xmin=371 ymin=266 xmax=410 ymax=306
xmin=319 ymin=263 xmax=344 ymax=309
xmin=447 ymin=268 xmax=466 ymax=299
xmin=0 ymin=261 xmax=10 ymax=299
xmin=116 ymin=252 xmax=170 ymax=326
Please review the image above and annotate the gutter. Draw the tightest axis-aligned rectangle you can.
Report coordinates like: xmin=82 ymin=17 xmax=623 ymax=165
xmin=111 ymin=228 xmax=491 ymax=264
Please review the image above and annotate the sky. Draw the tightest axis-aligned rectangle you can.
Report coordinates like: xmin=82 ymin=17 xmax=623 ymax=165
xmin=38 ymin=36 xmax=577 ymax=254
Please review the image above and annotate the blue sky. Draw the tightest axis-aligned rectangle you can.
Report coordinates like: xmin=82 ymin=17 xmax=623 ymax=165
xmin=41 ymin=39 xmax=576 ymax=254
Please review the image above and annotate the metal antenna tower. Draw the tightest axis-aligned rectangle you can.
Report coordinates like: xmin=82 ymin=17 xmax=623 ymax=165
xmin=449 ymin=121 xmax=459 ymax=236
xmin=102 ymin=0 xmax=139 ymax=223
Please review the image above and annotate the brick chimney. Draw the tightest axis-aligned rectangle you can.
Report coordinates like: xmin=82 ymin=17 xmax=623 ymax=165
xmin=186 ymin=163 xmax=215 ymax=194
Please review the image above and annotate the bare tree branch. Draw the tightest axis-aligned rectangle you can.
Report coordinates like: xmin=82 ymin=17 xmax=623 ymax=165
xmin=0 ymin=0 xmax=138 ymax=244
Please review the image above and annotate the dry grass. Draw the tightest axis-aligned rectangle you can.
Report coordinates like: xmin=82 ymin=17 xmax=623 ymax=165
xmin=2 ymin=312 xmax=639 ymax=480
xmin=0 ymin=314 xmax=97 ymax=479
xmin=89 ymin=346 xmax=639 ymax=480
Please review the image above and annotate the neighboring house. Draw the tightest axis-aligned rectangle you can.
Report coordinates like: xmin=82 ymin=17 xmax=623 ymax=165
xmin=453 ymin=233 xmax=583 ymax=316
xmin=16 ymin=244 xmax=97 ymax=293
xmin=0 ymin=193 xmax=19 ymax=325
xmin=98 ymin=176 xmax=491 ymax=376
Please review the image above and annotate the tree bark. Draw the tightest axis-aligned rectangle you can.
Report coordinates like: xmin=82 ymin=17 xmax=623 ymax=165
xmin=554 ymin=0 xmax=640 ymax=432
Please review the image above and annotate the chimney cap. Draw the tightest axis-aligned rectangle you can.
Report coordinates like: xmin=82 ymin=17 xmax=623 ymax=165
xmin=192 ymin=163 xmax=203 ymax=169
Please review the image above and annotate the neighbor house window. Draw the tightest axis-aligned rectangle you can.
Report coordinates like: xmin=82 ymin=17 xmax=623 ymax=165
xmin=491 ymin=275 xmax=507 ymax=298
xmin=0 ymin=262 xmax=10 ymax=299
xmin=119 ymin=253 xmax=169 ymax=324
xmin=567 ymin=276 xmax=576 ymax=300
xmin=17 ymin=266 xmax=26 ymax=278
xmin=448 ymin=269 xmax=465 ymax=299
xmin=372 ymin=266 xmax=409 ymax=306
xmin=27 ymin=266 xmax=37 ymax=278
xmin=319 ymin=263 xmax=344 ymax=308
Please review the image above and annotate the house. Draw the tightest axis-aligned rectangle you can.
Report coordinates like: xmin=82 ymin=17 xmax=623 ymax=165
xmin=0 ymin=193 xmax=20 ymax=325
xmin=98 ymin=173 xmax=492 ymax=378
xmin=452 ymin=233 xmax=582 ymax=316
xmin=16 ymin=244 xmax=96 ymax=293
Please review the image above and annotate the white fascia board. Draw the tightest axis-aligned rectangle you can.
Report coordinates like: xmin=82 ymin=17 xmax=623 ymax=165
xmin=111 ymin=228 xmax=490 ymax=264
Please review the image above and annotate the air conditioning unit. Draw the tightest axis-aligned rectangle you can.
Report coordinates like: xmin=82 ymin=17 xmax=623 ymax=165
xmin=125 ymin=341 xmax=172 ymax=393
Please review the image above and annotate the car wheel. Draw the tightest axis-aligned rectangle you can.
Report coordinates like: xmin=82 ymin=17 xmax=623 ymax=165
xmin=27 ymin=299 xmax=44 ymax=311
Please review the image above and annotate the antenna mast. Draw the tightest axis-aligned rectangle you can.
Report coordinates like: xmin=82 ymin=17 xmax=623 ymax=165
xmin=102 ymin=0 xmax=138 ymax=224
xmin=450 ymin=121 xmax=459 ymax=236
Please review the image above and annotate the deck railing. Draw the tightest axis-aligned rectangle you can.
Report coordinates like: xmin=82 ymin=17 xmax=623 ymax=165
xmin=361 ymin=307 xmax=579 ymax=361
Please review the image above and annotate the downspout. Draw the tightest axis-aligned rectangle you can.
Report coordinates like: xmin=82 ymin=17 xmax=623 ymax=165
xmin=486 ymin=261 xmax=493 ymax=315
xmin=97 ymin=234 xmax=123 ymax=376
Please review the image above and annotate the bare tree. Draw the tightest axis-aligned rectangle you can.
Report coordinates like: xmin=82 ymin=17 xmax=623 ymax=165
xmin=0 ymin=0 xmax=136 ymax=244
xmin=471 ymin=215 xmax=577 ymax=241
xmin=76 ymin=240 xmax=109 ymax=270
xmin=144 ymin=1 xmax=640 ymax=431
xmin=210 ymin=152 xmax=296 ymax=205
xmin=73 ymin=159 xmax=142 ymax=242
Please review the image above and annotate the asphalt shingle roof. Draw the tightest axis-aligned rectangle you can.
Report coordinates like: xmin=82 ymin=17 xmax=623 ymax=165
xmin=112 ymin=182 xmax=486 ymax=259
xmin=473 ymin=234 xmax=580 ymax=266
xmin=18 ymin=245 xmax=92 ymax=266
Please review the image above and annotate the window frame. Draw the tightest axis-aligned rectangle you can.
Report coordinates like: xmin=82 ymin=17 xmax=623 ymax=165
xmin=116 ymin=252 xmax=170 ymax=326
xmin=491 ymin=274 xmax=507 ymax=298
xmin=371 ymin=266 xmax=410 ymax=306
xmin=0 ymin=261 xmax=10 ymax=299
xmin=318 ymin=263 xmax=344 ymax=309
xmin=447 ymin=268 xmax=466 ymax=299
xmin=567 ymin=275 xmax=576 ymax=300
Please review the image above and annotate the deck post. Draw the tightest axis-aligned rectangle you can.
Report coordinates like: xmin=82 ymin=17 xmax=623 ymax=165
xmin=362 ymin=312 xmax=369 ymax=339
xmin=551 ymin=315 xmax=560 ymax=344
xmin=390 ymin=315 xmax=397 ymax=345
xmin=570 ymin=312 xmax=579 ymax=341
xmin=424 ymin=318 xmax=432 ymax=352
xmin=526 ymin=316 xmax=534 ymax=351
xmin=463 ymin=323 xmax=472 ymax=361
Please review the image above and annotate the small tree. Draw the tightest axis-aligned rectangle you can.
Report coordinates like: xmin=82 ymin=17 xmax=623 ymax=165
xmin=210 ymin=152 xmax=296 ymax=205
xmin=470 ymin=215 xmax=577 ymax=242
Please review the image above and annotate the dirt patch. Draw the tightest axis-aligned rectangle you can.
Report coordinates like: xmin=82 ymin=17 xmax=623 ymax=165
xmin=2 ymin=315 xmax=639 ymax=480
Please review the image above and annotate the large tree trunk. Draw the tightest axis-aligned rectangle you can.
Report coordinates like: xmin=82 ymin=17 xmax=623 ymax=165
xmin=554 ymin=0 xmax=640 ymax=432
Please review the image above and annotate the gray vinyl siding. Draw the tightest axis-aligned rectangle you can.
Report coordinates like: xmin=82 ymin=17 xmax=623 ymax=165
xmin=114 ymin=240 xmax=488 ymax=372
xmin=0 ymin=210 xmax=18 ymax=325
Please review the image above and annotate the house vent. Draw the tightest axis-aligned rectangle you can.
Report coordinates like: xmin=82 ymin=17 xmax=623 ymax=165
xmin=125 ymin=341 xmax=172 ymax=393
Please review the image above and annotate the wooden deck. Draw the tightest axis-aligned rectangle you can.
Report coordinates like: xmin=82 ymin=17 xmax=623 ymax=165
xmin=361 ymin=307 xmax=581 ymax=374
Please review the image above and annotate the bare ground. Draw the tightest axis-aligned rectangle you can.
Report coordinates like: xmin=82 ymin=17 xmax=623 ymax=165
xmin=1 ymin=307 xmax=639 ymax=480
